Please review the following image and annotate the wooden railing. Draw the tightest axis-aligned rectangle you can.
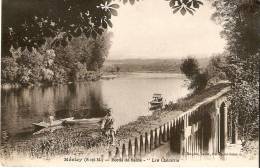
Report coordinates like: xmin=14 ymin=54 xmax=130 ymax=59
xmin=106 ymin=87 xmax=231 ymax=159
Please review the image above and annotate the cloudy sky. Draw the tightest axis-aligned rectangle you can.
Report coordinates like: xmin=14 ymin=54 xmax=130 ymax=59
xmin=108 ymin=0 xmax=226 ymax=60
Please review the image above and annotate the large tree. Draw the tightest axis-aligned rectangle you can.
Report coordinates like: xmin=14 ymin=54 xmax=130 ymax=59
xmin=2 ymin=0 xmax=203 ymax=56
xmin=2 ymin=0 xmax=117 ymax=56
xmin=211 ymin=0 xmax=260 ymax=145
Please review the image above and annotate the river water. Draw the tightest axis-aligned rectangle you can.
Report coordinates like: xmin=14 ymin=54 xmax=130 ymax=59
xmin=1 ymin=73 xmax=189 ymax=137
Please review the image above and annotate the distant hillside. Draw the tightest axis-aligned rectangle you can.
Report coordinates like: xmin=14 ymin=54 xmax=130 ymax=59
xmin=102 ymin=58 xmax=211 ymax=73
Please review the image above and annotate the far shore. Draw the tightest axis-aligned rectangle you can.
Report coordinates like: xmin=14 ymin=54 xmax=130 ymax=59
xmin=1 ymin=71 xmax=185 ymax=90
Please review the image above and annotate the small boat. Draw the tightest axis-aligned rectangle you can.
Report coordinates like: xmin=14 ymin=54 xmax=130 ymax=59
xmin=101 ymin=74 xmax=117 ymax=80
xmin=149 ymin=93 xmax=164 ymax=110
xmin=62 ymin=117 xmax=103 ymax=129
xmin=32 ymin=117 xmax=74 ymax=131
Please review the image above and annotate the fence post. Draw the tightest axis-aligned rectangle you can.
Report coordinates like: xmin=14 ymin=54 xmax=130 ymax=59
xmin=128 ymin=139 xmax=133 ymax=158
xmin=168 ymin=123 xmax=171 ymax=141
xmin=154 ymin=128 xmax=158 ymax=148
xmin=108 ymin=151 xmax=112 ymax=160
xmin=163 ymin=124 xmax=167 ymax=142
xmin=159 ymin=126 xmax=163 ymax=145
xmin=140 ymin=134 xmax=144 ymax=157
xmin=150 ymin=130 xmax=154 ymax=151
xmin=115 ymin=147 xmax=120 ymax=158
xmin=134 ymin=137 xmax=139 ymax=158
xmin=145 ymin=132 xmax=149 ymax=153
xmin=121 ymin=143 xmax=126 ymax=159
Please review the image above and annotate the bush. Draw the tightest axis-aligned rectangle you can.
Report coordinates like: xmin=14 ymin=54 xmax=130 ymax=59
xmin=180 ymin=57 xmax=208 ymax=93
xmin=180 ymin=57 xmax=199 ymax=79
xmin=17 ymin=66 xmax=31 ymax=85
xmin=189 ymin=72 xmax=209 ymax=93
xmin=1 ymin=57 xmax=19 ymax=83
xmin=206 ymin=55 xmax=228 ymax=86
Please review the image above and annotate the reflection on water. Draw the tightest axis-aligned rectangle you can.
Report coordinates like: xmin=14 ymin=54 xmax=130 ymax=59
xmin=1 ymin=73 xmax=189 ymax=137
xmin=1 ymin=82 xmax=105 ymax=136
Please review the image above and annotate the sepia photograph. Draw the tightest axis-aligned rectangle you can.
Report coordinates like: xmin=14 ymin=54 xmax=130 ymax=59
xmin=1 ymin=0 xmax=259 ymax=167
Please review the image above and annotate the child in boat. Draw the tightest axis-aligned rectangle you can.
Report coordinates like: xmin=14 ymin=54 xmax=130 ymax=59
xmin=101 ymin=109 xmax=115 ymax=144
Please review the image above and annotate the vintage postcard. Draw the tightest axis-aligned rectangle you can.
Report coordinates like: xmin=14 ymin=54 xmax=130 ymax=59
xmin=1 ymin=0 xmax=259 ymax=167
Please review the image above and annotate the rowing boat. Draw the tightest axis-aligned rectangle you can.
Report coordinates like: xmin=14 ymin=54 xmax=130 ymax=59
xmin=62 ymin=117 xmax=103 ymax=129
xmin=32 ymin=117 xmax=74 ymax=131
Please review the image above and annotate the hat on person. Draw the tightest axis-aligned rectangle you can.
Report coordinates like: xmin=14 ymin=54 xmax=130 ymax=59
xmin=106 ymin=108 xmax=112 ymax=116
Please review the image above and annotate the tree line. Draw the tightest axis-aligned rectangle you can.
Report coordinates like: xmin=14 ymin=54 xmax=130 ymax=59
xmin=1 ymin=32 xmax=112 ymax=85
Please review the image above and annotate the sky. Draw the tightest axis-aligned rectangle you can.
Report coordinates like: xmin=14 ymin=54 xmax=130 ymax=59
xmin=108 ymin=0 xmax=226 ymax=60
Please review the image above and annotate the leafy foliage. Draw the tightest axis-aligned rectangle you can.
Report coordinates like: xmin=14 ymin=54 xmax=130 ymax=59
xmin=180 ymin=57 xmax=208 ymax=93
xmin=205 ymin=54 xmax=228 ymax=86
xmin=166 ymin=0 xmax=203 ymax=15
xmin=180 ymin=57 xmax=199 ymax=79
xmin=188 ymin=72 xmax=209 ymax=92
xmin=1 ymin=32 xmax=112 ymax=85
xmin=2 ymin=0 xmax=203 ymax=56
xmin=211 ymin=0 xmax=260 ymax=145
xmin=1 ymin=57 xmax=19 ymax=83
xmin=229 ymin=81 xmax=259 ymax=144
xmin=2 ymin=0 xmax=118 ymax=56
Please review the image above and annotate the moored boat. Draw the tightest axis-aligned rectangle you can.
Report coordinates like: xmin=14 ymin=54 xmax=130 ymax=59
xmin=32 ymin=117 xmax=74 ymax=131
xmin=32 ymin=117 xmax=102 ymax=135
xmin=149 ymin=93 xmax=164 ymax=110
xmin=101 ymin=74 xmax=117 ymax=80
xmin=62 ymin=117 xmax=103 ymax=129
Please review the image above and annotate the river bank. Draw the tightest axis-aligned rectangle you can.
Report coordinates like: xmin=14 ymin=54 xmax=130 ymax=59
xmin=1 ymin=71 xmax=182 ymax=90
xmin=1 ymin=83 xmax=230 ymax=159
xmin=1 ymin=71 xmax=102 ymax=90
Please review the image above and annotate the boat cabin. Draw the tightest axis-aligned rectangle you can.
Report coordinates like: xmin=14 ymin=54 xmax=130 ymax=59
xmin=149 ymin=93 xmax=164 ymax=110
xmin=152 ymin=93 xmax=163 ymax=102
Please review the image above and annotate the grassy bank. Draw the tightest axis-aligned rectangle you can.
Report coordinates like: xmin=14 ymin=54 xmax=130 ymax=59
xmin=114 ymin=83 xmax=230 ymax=143
xmin=1 ymin=127 xmax=110 ymax=159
